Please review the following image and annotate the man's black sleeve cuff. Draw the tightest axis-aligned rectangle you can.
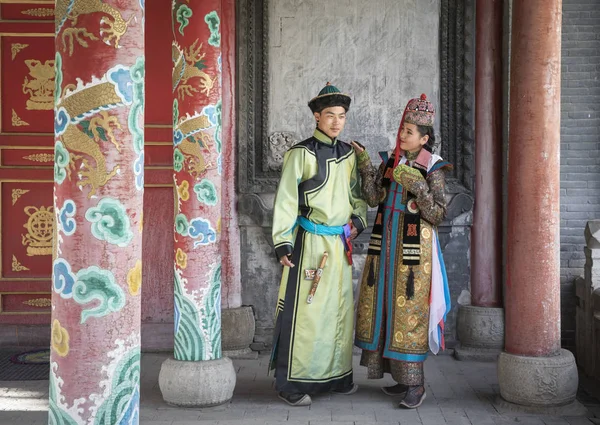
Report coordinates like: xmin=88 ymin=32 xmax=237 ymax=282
xmin=351 ymin=215 xmax=367 ymax=236
xmin=275 ymin=242 xmax=293 ymax=260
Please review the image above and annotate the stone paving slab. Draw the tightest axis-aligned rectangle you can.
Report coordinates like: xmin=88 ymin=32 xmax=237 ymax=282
xmin=0 ymin=353 xmax=598 ymax=425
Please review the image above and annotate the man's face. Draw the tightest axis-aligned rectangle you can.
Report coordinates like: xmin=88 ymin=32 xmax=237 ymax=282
xmin=314 ymin=106 xmax=347 ymax=139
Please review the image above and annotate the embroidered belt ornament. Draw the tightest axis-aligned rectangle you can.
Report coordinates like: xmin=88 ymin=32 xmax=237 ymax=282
xmin=398 ymin=148 xmax=431 ymax=299
xmin=365 ymin=156 xmax=396 ymax=287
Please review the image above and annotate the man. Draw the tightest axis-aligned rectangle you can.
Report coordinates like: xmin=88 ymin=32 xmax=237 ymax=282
xmin=269 ymin=83 xmax=368 ymax=406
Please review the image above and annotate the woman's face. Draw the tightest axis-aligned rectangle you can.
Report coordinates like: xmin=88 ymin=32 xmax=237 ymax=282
xmin=399 ymin=123 xmax=428 ymax=153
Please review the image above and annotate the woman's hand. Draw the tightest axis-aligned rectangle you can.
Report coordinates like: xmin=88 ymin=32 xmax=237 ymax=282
xmin=350 ymin=141 xmax=365 ymax=154
xmin=393 ymin=164 xmax=426 ymax=193
xmin=351 ymin=141 xmax=371 ymax=169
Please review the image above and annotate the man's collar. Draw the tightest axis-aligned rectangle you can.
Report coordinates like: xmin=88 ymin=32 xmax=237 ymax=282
xmin=313 ymin=128 xmax=336 ymax=145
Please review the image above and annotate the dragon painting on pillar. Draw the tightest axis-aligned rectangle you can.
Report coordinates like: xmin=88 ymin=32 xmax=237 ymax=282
xmin=172 ymin=0 xmax=224 ymax=362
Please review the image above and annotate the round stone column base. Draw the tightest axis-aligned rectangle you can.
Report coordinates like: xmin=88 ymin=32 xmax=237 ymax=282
xmin=498 ymin=349 xmax=578 ymax=407
xmin=221 ymin=306 xmax=256 ymax=358
xmin=454 ymin=345 xmax=501 ymax=362
xmin=159 ymin=356 xmax=236 ymax=407
xmin=455 ymin=305 xmax=504 ymax=362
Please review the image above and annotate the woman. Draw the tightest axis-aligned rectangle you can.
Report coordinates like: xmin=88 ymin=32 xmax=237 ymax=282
xmin=353 ymin=94 xmax=451 ymax=409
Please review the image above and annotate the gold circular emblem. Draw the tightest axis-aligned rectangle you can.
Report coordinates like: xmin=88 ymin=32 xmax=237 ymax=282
xmin=421 ymin=227 xmax=431 ymax=239
xmin=407 ymin=198 xmax=419 ymax=214
xmin=27 ymin=207 xmax=53 ymax=242
xmin=424 ymin=262 xmax=432 ymax=274
xmin=396 ymin=296 xmax=406 ymax=308
xmin=394 ymin=331 xmax=404 ymax=343
xmin=399 ymin=264 xmax=409 ymax=273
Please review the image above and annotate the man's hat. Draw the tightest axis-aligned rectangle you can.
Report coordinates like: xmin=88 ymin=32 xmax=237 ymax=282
xmin=402 ymin=93 xmax=435 ymax=127
xmin=308 ymin=82 xmax=351 ymax=113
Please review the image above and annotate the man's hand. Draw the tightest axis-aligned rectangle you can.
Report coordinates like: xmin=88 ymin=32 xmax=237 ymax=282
xmin=349 ymin=222 xmax=358 ymax=240
xmin=280 ymin=255 xmax=295 ymax=268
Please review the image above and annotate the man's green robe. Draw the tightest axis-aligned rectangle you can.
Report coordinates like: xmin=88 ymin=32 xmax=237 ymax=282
xmin=270 ymin=129 xmax=367 ymax=394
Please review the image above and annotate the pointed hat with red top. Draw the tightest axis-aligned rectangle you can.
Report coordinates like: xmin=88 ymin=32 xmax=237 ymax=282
xmin=393 ymin=93 xmax=436 ymax=167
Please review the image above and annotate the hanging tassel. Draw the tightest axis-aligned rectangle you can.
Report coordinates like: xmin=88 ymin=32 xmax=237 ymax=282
xmin=367 ymin=259 xmax=377 ymax=287
xmin=406 ymin=267 xmax=415 ymax=300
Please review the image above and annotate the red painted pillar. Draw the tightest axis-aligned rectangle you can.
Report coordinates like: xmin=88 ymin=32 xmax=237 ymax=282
xmin=498 ymin=1 xmax=576 ymax=407
xmin=220 ymin=0 xmax=241 ymax=309
xmin=471 ymin=0 xmax=503 ymax=308
xmin=171 ymin=0 xmax=223 ymax=362
xmin=456 ymin=0 xmax=506 ymax=361
xmin=505 ymin=0 xmax=562 ymax=357
xmin=160 ymin=0 xmax=236 ymax=407
xmin=50 ymin=1 xmax=144 ymax=423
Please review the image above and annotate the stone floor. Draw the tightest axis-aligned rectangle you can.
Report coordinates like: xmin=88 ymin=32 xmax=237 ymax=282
xmin=1 ymin=352 xmax=599 ymax=425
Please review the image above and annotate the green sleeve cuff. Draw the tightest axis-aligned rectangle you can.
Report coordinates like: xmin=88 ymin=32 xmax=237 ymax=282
xmin=357 ymin=150 xmax=371 ymax=169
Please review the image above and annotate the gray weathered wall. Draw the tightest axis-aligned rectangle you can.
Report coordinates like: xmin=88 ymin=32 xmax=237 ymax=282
xmin=560 ymin=0 xmax=600 ymax=349
xmin=268 ymin=0 xmax=441 ymax=157
xmin=239 ymin=0 xmax=474 ymax=352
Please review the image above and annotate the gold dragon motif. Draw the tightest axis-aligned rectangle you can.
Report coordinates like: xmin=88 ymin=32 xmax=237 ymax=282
xmin=56 ymin=0 xmax=134 ymax=55
xmin=176 ymin=115 xmax=216 ymax=177
xmin=57 ymin=79 xmax=124 ymax=197
xmin=61 ymin=123 xmax=120 ymax=198
xmin=172 ymin=40 xmax=216 ymax=100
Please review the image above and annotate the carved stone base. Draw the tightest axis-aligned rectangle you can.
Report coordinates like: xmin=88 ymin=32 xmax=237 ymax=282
xmin=221 ymin=306 xmax=256 ymax=358
xmin=493 ymin=396 xmax=589 ymax=417
xmin=159 ymin=356 xmax=236 ymax=407
xmin=455 ymin=305 xmax=504 ymax=361
xmin=454 ymin=345 xmax=501 ymax=362
xmin=497 ymin=349 xmax=578 ymax=407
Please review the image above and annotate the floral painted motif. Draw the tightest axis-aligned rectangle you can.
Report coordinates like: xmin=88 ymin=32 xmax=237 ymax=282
xmin=58 ymin=200 xmax=77 ymax=236
xmin=172 ymin=2 xmax=223 ymax=363
xmin=53 ymin=258 xmax=76 ymax=298
xmin=205 ymin=11 xmax=220 ymax=47
xmin=174 ymin=148 xmax=184 ymax=172
xmin=73 ymin=266 xmax=126 ymax=324
xmin=129 ymin=57 xmax=145 ymax=191
xmin=54 ymin=141 xmax=70 ymax=184
xmin=176 ymin=4 xmax=193 ymax=35
xmin=127 ymin=260 xmax=142 ymax=296
xmin=189 ymin=217 xmax=217 ymax=246
xmin=194 ymin=179 xmax=217 ymax=206
xmin=51 ymin=319 xmax=70 ymax=357
xmin=177 ymin=180 xmax=190 ymax=202
xmin=85 ymin=198 xmax=133 ymax=247
xmin=51 ymin=1 xmax=144 ymax=423
xmin=175 ymin=213 xmax=189 ymax=236
xmin=176 ymin=248 xmax=188 ymax=269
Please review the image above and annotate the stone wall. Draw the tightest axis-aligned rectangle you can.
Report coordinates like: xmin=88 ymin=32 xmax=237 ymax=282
xmin=267 ymin=0 xmax=441 ymax=157
xmin=575 ymin=221 xmax=600 ymax=380
xmin=237 ymin=0 xmax=475 ymax=351
xmin=560 ymin=0 xmax=600 ymax=349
